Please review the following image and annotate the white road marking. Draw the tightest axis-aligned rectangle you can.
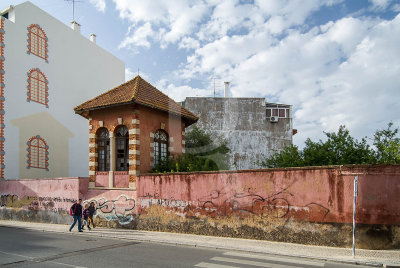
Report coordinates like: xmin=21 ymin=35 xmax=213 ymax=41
xmin=195 ymin=262 xmax=240 ymax=268
xmin=223 ymin=251 xmax=324 ymax=267
xmin=0 ymin=250 xmax=86 ymax=268
xmin=47 ymin=260 xmax=87 ymax=268
xmin=0 ymin=249 xmax=31 ymax=259
xmin=211 ymin=256 xmax=288 ymax=267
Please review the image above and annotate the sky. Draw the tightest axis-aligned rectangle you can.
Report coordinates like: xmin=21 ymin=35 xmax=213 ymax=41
xmin=3 ymin=0 xmax=400 ymax=148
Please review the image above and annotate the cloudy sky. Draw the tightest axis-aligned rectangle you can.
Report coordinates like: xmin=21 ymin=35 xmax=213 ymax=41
xmin=4 ymin=0 xmax=400 ymax=147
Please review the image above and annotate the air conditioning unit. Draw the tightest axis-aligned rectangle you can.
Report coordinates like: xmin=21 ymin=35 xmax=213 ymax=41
xmin=270 ymin=116 xmax=278 ymax=122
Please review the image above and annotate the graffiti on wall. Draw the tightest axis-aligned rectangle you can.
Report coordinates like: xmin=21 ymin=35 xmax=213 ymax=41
xmin=139 ymin=184 xmax=330 ymax=222
xmin=0 ymin=193 xmax=76 ymax=213
xmin=139 ymin=192 xmax=191 ymax=209
xmin=84 ymin=195 xmax=136 ymax=225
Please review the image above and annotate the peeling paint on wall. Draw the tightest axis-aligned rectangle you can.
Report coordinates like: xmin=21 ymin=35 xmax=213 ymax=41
xmin=183 ymin=98 xmax=293 ymax=170
xmin=0 ymin=165 xmax=399 ymax=249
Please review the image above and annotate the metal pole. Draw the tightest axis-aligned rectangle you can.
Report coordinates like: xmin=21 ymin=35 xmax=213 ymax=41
xmin=352 ymin=175 xmax=358 ymax=258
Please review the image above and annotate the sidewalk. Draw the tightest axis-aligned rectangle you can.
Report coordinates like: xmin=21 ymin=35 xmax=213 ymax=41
xmin=1 ymin=220 xmax=399 ymax=267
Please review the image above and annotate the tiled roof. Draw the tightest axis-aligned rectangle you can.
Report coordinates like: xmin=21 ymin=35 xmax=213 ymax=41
xmin=74 ymin=75 xmax=198 ymax=123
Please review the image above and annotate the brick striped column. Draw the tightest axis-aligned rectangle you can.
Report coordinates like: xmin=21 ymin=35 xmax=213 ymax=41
xmin=128 ymin=118 xmax=140 ymax=189
xmin=0 ymin=18 xmax=5 ymax=179
xmin=88 ymin=118 xmax=97 ymax=188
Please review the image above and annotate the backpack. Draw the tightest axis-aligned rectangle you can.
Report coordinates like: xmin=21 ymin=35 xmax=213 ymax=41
xmin=69 ymin=204 xmax=77 ymax=216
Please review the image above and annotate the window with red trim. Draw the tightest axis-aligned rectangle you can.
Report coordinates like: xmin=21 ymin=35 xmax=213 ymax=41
xmin=27 ymin=69 xmax=48 ymax=106
xmin=27 ymin=24 xmax=48 ymax=60
xmin=27 ymin=135 xmax=49 ymax=170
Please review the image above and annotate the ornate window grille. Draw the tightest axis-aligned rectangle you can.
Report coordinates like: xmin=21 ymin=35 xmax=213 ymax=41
xmin=154 ymin=129 xmax=168 ymax=166
xmin=27 ymin=69 xmax=48 ymax=106
xmin=27 ymin=135 xmax=49 ymax=170
xmin=27 ymin=24 xmax=48 ymax=60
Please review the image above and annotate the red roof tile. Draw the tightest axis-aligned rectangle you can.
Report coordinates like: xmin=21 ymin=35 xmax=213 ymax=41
xmin=74 ymin=75 xmax=198 ymax=123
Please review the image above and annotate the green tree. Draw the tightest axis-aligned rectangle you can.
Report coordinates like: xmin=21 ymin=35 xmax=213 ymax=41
xmin=260 ymin=145 xmax=303 ymax=168
xmin=303 ymin=126 xmax=374 ymax=166
xmin=373 ymin=122 xmax=400 ymax=164
xmin=152 ymin=126 xmax=230 ymax=173
xmin=260 ymin=125 xmax=378 ymax=168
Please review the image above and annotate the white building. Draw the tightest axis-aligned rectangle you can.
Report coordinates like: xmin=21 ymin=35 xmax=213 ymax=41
xmin=0 ymin=2 xmax=125 ymax=179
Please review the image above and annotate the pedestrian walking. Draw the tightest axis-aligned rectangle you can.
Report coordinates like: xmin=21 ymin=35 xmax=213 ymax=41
xmin=88 ymin=201 xmax=96 ymax=228
xmin=69 ymin=199 xmax=83 ymax=232
xmin=82 ymin=204 xmax=91 ymax=231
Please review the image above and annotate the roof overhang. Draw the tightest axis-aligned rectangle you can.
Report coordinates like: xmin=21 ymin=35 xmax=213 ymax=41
xmin=74 ymin=101 xmax=199 ymax=125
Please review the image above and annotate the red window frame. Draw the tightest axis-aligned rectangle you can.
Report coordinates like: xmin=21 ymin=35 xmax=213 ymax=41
xmin=27 ymin=24 xmax=48 ymax=61
xmin=27 ymin=135 xmax=49 ymax=170
xmin=27 ymin=69 xmax=48 ymax=107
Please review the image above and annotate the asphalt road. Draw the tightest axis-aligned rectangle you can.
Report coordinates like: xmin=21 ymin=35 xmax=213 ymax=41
xmin=0 ymin=226 xmax=372 ymax=268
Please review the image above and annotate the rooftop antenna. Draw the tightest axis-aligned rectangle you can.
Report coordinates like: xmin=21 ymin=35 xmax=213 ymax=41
xmin=65 ymin=0 xmax=82 ymax=21
xmin=137 ymin=68 xmax=140 ymax=76
xmin=213 ymin=77 xmax=216 ymax=97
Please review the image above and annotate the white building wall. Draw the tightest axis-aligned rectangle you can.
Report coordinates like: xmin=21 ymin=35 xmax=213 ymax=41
xmin=2 ymin=2 xmax=125 ymax=179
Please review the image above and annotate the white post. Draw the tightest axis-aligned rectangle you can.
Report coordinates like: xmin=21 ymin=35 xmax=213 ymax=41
xmin=352 ymin=175 xmax=358 ymax=258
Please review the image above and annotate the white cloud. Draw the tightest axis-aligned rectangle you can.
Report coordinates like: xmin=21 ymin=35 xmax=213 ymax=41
xmin=179 ymin=37 xmax=200 ymax=50
xmin=113 ymin=0 xmax=209 ymax=49
xmin=119 ymin=23 xmax=154 ymax=50
xmin=112 ymin=0 xmax=400 ymax=148
xmin=155 ymin=79 xmax=209 ymax=102
xmin=368 ymin=0 xmax=392 ymax=10
xmin=170 ymin=13 xmax=400 ymax=146
xmin=89 ymin=0 xmax=106 ymax=13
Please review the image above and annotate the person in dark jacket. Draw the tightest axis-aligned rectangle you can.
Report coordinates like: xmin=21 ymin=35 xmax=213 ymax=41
xmin=69 ymin=199 xmax=83 ymax=232
xmin=88 ymin=202 xmax=96 ymax=228
xmin=82 ymin=204 xmax=91 ymax=231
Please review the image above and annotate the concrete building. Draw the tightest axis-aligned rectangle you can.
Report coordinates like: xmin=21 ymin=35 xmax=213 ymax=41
xmin=0 ymin=2 xmax=125 ymax=179
xmin=183 ymin=96 xmax=294 ymax=170
xmin=74 ymin=75 xmax=198 ymax=189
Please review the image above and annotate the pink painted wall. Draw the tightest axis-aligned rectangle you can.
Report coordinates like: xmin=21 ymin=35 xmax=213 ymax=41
xmin=1 ymin=165 xmax=399 ymax=226
xmin=95 ymin=172 xmax=108 ymax=187
xmin=113 ymin=172 xmax=129 ymax=188
xmin=0 ymin=177 xmax=137 ymax=225
xmin=137 ymin=165 xmax=400 ymax=225
xmin=0 ymin=177 xmax=88 ymax=212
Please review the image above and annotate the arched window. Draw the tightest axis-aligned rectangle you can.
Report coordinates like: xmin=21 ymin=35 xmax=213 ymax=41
xmin=115 ymin=125 xmax=129 ymax=171
xmin=27 ymin=69 xmax=48 ymax=106
xmin=97 ymin=128 xmax=110 ymax=171
xmin=154 ymin=129 xmax=168 ymax=166
xmin=27 ymin=24 xmax=48 ymax=60
xmin=27 ymin=135 xmax=49 ymax=170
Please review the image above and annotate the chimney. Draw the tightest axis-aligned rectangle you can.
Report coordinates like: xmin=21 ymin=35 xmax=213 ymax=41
xmin=90 ymin=34 xmax=96 ymax=44
xmin=70 ymin=21 xmax=81 ymax=33
xmin=1 ymin=5 xmax=15 ymax=22
xmin=224 ymin=82 xmax=230 ymax=98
